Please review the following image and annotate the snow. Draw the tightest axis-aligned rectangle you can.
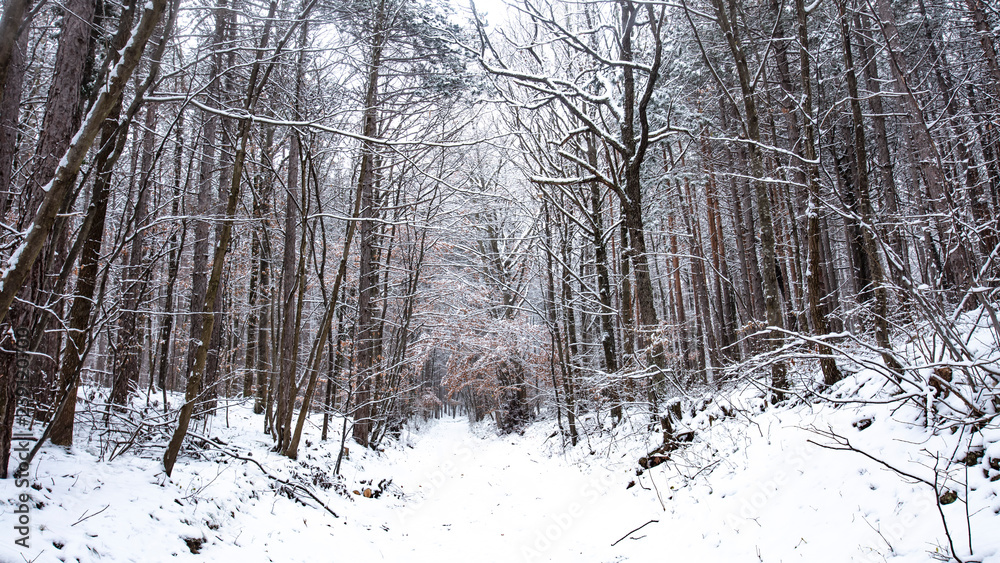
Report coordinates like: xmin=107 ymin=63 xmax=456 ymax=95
xmin=2 ymin=318 xmax=999 ymax=562
xmin=3 ymin=228 xmax=31 ymax=270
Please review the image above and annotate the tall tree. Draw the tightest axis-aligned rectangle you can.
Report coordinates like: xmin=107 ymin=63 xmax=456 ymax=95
xmin=795 ymin=0 xmax=841 ymax=385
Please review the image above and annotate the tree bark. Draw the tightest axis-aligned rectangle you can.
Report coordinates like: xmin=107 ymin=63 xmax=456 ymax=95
xmin=0 ymin=0 xmax=30 ymax=98
xmin=252 ymin=127 xmax=275 ymax=416
xmin=0 ymin=19 xmax=27 ymax=216
xmin=274 ymin=126 xmax=302 ymax=450
xmin=586 ymin=135 xmax=620 ymax=421
xmin=680 ymin=177 xmax=718 ymax=381
xmin=110 ymin=101 xmax=156 ymax=407
xmin=836 ymin=0 xmax=901 ymax=375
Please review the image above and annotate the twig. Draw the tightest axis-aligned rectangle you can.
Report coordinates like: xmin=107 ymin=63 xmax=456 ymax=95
xmin=611 ymin=519 xmax=659 ymax=546
xmin=932 ymin=457 xmax=962 ymax=563
xmin=71 ymin=504 xmax=110 ymax=526
xmin=965 ymin=463 xmax=972 ymax=557
xmin=860 ymin=513 xmax=894 ymax=553
xmin=806 ymin=429 xmax=932 ymax=486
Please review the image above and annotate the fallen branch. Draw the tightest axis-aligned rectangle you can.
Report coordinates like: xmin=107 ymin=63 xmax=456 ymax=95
xmin=807 ymin=428 xmax=932 ymax=487
xmin=71 ymin=504 xmax=110 ymax=526
xmin=612 ymin=519 xmax=659 ymax=546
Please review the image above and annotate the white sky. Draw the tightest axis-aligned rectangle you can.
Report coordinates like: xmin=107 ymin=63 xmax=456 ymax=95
xmin=457 ymin=0 xmax=511 ymax=25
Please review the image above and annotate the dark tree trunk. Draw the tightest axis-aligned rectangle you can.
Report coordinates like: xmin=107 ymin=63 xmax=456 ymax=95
xmin=559 ymin=220 xmax=579 ymax=445
xmin=110 ymin=102 xmax=156 ymax=407
xmin=0 ymin=25 xmax=27 ymax=216
xmin=48 ymin=111 xmax=119 ymax=444
xmin=668 ymin=215 xmax=690 ymax=373
xmin=617 ymin=210 xmax=635 ymax=361
xmin=352 ymin=3 xmax=386 ymax=448
xmin=836 ymin=0 xmax=901 ymax=375
xmin=874 ymin=0 xmax=972 ymax=292
xmin=275 ymin=126 xmax=302 ymax=450
xmin=681 ymin=178 xmax=718 ymax=381
xmin=795 ymin=0 xmax=841 ymax=386
xmin=586 ymin=136 xmax=620 ymax=421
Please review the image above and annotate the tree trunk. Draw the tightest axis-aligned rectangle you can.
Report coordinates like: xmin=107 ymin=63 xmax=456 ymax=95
xmin=182 ymin=0 xmax=228 ymax=413
xmin=0 ymin=22 xmax=27 ymax=216
xmin=836 ymin=0 xmax=901 ymax=376
xmin=543 ymin=201 xmax=570 ymax=444
xmin=244 ymin=229 xmax=260 ymax=399
xmin=53 ymin=0 xmax=144 ymax=431
xmin=285 ymin=101 xmax=369 ymax=457
xmin=352 ymin=2 xmax=386 ymax=448
xmin=252 ymin=127 xmax=274 ymax=416
xmin=559 ymin=219 xmax=579 ymax=445
xmin=914 ymin=0 xmax=996 ymax=255
xmin=963 ymin=0 xmax=1000 ymax=87
xmin=110 ymin=101 xmax=156 ymax=407
xmin=586 ymin=135 xmax=620 ymax=421
xmin=0 ymin=0 xmax=30 ymax=97
xmin=681 ymin=177 xmax=718 ymax=381
xmin=796 ymin=0 xmax=841 ymax=386
xmin=873 ymin=0 xmax=972 ymax=292
xmin=48 ymin=113 xmax=119 ymax=444
xmin=321 ymin=305 xmax=344 ymax=441
xmin=617 ymin=209 xmax=635 ymax=361
xmin=668 ymin=216 xmax=690 ymax=373
xmin=275 ymin=126 xmax=303 ymax=450
xmin=704 ymin=147 xmax=737 ymax=362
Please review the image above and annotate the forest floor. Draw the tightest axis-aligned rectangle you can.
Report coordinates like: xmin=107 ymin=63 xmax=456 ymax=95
xmin=3 ymin=338 xmax=1000 ymax=562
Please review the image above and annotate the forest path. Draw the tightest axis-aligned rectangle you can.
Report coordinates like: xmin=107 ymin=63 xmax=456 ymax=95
xmin=354 ymin=416 xmax=656 ymax=562
xmin=13 ymin=398 xmax=962 ymax=562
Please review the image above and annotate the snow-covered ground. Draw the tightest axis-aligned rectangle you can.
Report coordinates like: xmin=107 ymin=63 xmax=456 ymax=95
xmin=3 ymin=309 xmax=1000 ymax=563
xmin=2 ymin=405 xmax=658 ymax=563
xmin=3 ymin=376 xmax=998 ymax=563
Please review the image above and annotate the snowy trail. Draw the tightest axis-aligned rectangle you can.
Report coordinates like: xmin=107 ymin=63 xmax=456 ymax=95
xmin=186 ymin=414 xmax=651 ymax=563
xmin=13 ymin=393 xmax=998 ymax=563
xmin=10 ymin=410 xmax=656 ymax=563
xmin=343 ymin=417 xmax=655 ymax=562
xmin=195 ymin=406 xmax=989 ymax=563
